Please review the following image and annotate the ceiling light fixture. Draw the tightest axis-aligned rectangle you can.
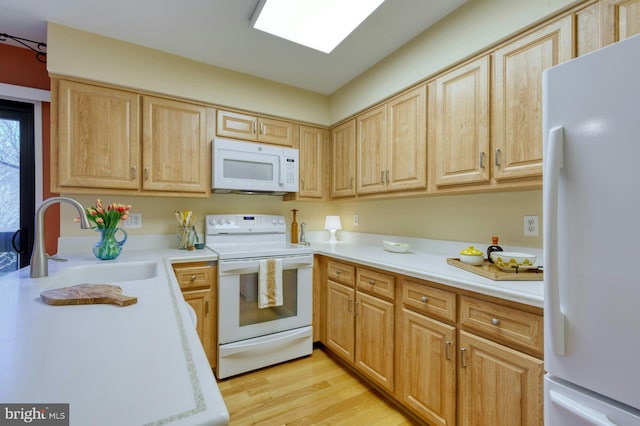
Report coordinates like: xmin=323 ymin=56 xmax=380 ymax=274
xmin=250 ymin=0 xmax=386 ymax=54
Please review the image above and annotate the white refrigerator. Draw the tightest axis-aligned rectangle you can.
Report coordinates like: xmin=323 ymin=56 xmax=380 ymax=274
xmin=543 ymin=34 xmax=640 ymax=425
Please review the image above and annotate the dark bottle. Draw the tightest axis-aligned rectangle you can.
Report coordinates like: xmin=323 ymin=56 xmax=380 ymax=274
xmin=487 ymin=236 xmax=503 ymax=263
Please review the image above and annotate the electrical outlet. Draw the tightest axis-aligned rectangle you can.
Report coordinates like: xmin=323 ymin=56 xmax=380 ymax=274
xmin=353 ymin=214 xmax=359 ymax=226
xmin=524 ymin=215 xmax=538 ymax=236
xmin=124 ymin=213 xmax=142 ymax=229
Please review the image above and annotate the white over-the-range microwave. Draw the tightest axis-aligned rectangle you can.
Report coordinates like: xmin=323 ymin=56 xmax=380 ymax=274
xmin=212 ymin=137 xmax=299 ymax=195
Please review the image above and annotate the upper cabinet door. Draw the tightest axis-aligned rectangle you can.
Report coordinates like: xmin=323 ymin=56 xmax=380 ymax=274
xmin=56 ymin=80 xmax=140 ymax=190
xmin=258 ymin=117 xmax=294 ymax=146
xmin=142 ymin=96 xmax=212 ymax=194
xmin=386 ymin=85 xmax=427 ymax=192
xmin=216 ymin=110 xmax=258 ymax=141
xmin=615 ymin=0 xmax=640 ymax=40
xmin=331 ymin=119 xmax=357 ymax=198
xmin=298 ymin=125 xmax=325 ymax=198
xmin=432 ymin=57 xmax=490 ymax=188
xmin=491 ymin=15 xmax=573 ymax=182
xmin=357 ymin=105 xmax=387 ymax=195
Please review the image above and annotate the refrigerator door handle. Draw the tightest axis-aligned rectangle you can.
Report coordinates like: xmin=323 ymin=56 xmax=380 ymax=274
xmin=549 ymin=390 xmax=618 ymax=426
xmin=544 ymin=125 xmax=567 ymax=356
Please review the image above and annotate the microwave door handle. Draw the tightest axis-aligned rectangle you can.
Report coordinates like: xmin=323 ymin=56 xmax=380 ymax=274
xmin=279 ymin=156 xmax=285 ymax=186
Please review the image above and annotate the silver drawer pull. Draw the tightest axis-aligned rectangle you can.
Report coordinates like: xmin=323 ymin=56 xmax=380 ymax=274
xmin=491 ymin=318 xmax=500 ymax=326
xmin=445 ymin=341 xmax=452 ymax=360
xmin=336 ymin=270 xmax=342 ymax=275
xmin=461 ymin=347 xmax=467 ymax=367
xmin=369 ymin=279 xmax=375 ymax=285
xmin=190 ymin=275 xmax=197 ymax=281
xmin=421 ymin=296 xmax=428 ymax=303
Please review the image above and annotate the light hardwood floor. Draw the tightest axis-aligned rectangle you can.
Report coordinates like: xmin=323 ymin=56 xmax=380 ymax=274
xmin=217 ymin=348 xmax=420 ymax=425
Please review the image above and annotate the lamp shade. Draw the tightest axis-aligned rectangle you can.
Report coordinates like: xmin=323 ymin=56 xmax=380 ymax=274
xmin=324 ymin=216 xmax=342 ymax=231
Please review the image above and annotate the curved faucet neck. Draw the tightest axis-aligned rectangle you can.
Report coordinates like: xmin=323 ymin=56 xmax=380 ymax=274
xmin=30 ymin=196 xmax=91 ymax=278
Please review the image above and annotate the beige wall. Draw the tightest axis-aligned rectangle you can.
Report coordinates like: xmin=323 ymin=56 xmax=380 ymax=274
xmin=329 ymin=0 xmax=578 ymax=123
xmin=46 ymin=23 xmax=330 ymax=126
xmin=50 ymin=0 xmax=577 ymax=250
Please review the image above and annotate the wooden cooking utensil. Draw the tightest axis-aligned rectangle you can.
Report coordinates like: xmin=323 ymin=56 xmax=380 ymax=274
xmin=40 ymin=284 xmax=137 ymax=307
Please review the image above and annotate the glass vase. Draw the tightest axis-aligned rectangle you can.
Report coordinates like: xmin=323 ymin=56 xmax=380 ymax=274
xmin=93 ymin=227 xmax=128 ymax=260
xmin=177 ymin=226 xmax=196 ymax=250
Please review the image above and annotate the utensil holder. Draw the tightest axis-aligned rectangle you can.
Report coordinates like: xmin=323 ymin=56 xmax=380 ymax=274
xmin=177 ymin=226 xmax=196 ymax=250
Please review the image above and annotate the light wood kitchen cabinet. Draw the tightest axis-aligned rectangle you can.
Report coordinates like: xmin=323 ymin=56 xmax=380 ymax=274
xmin=458 ymin=331 xmax=544 ymax=426
xmin=298 ymin=125 xmax=326 ymax=199
xmin=386 ymin=85 xmax=427 ymax=193
xmin=324 ymin=261 xmax=395 ymax=393
xmin=319 ymin=255 xmax=544 ymax=426
xmin=55 ymin=79 xmax=141 ymax=191
xmin=430 ymin=56 xmax=490 ymax=188
xmin=172 ymin=262 xmax=217 ymax=369
xmin=613 ymin=0 xmax=640 ymax=40
xmin=357 ymin=104 xmax=387 ymax=194
xmin=216 ymin=109 xmax=294 ymax=146
xmin=574 ymin=1 xmax=616 ymax=56
xmin=357 ymin=86 xmax=427 ymax=195
xmin=53 ymin=79 xmax=213 ymax=196
xmin=398 ymin=278 xmax=457 ymax=426
xmin=491 ymin=15 xmax=573 ymax=183
xmin=331 ymin=119 xmax=357 ymax=198
xmin=325 ymin=279 xmax=356 ymax=362
xmin=142 ymin=96 xmax=211 ymax=194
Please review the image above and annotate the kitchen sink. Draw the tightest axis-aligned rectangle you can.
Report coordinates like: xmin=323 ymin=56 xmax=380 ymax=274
xmin=45 ymin=261 xmax=159 ymax=287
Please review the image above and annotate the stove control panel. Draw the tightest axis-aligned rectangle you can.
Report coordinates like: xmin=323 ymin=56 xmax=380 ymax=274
xmin=206 ymin=214 xmax=286 ymax=234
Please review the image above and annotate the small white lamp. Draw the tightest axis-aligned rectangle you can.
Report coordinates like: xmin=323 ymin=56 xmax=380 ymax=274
xmin=324 ymin=215 xmax=342 ymax=244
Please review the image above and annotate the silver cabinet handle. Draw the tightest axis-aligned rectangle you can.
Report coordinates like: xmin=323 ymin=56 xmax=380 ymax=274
xmin=386 ymin=170 xmax=390 ymax=183
xmin=461 ymin=347 xmax=467 ymax=367
xmin=144 ymin=166 xmax=150 ymax=181
xmin=495 ymin=148 xmax=501 ymax=167
xmin=260 ymin=123 xmax=264 ymax=135
xmin=336 ymin=270 xmax=342 ymax=275
xmin=131 ymin=165 xmax=137 ymax=180
xmin=354 ymin=300 xmax=359 ymax=316
xmin=347 ymin=298 xmax=353 ymax=312
xmin=301 ymin=179 xmax=305 ymax=190
xmin=445 ymin=341 xmax=452 ymax=360
xmin=480 ymin=152 xmax=486 ymax=169
xmin=421 ymin=296 xmax=428 ymax=303
xmin=190 ymin=275 xmax=197 ymax=281
xmin=253 ymin=122 xmax=257 ymax=134
xmin=350 ymin=177 xmax=354 ymax=189
xmin=205 ymin=300 xmax=209 ymax=314
xmin=491 ymin=318 xmax=500 ymax=326
xmin=369 ymin=279 xmax=375 ymax=285
xmin=381 ymin=171 xmax=385 ymax=184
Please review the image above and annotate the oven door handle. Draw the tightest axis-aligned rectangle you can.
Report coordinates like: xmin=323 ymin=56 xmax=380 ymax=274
xmin=219 ymin=257 xmax=313 ymax=275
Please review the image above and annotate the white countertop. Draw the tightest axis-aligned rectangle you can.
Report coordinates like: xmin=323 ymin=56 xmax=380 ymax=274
xmin=0 ymin=245 xmax=228 ymax=426
xmin=307 ymin=232 xmax=543 ymax=308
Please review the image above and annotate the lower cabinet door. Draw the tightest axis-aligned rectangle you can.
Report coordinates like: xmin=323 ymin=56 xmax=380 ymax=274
xmin=183 ymin=290 xmax=214 ymax=368
xmin=325 ymin=280 xmax=355 ymax=363
xmin=399 ymin=308 xmax=456 ymax=426
xmin=458 ymin=331 xmax=544 ymax=426
xmin=355 ymin=291 xmax=394 ymax=393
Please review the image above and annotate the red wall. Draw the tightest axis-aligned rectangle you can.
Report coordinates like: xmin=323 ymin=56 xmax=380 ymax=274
xmin=0 ymin=42 xmax=59 ymax=255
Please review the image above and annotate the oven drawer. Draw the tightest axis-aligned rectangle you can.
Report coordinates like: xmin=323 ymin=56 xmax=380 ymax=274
xmin=327 ymin=260 xmax=355 ymax=287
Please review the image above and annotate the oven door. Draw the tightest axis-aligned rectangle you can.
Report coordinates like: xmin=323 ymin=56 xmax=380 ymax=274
xmin=218 ymin=254 xmax=313 ymax=344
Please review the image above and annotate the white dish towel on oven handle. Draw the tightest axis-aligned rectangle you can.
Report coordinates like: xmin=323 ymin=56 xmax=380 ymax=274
xmin=258 ymin=258 xmax=283 ymax=309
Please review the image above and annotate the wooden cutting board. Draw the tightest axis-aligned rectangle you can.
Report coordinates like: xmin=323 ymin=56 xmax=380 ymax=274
xmin=40 ymin=284 xmax=137 ymax=307
xmin=447 ymin=258 xmax=543 ymax=281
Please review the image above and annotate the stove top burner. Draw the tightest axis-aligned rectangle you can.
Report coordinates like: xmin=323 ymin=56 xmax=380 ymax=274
xmin=205 ymin=214 xmax=313 ymax=259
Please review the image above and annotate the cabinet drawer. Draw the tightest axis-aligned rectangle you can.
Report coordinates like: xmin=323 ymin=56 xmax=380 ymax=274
xmin=172 ymin=263 xmax=213 ymax=291
xmin=402 ymin=279 xmax=456 ymax=324
xmin=327 ymin=260 xmax=355 ymax=287
xmin=460 ymin=295 xmax=543 ymax=357
xmin=357 ymin=268 xmax=395 ymax=301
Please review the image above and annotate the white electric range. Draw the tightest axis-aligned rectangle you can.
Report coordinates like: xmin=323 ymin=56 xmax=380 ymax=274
xmin=205 ymin=214 xmax=313 ymax=379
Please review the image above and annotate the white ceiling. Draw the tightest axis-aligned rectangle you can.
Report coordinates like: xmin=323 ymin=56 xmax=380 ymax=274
xmin=0 ymin=0 xmax=466 ymax=95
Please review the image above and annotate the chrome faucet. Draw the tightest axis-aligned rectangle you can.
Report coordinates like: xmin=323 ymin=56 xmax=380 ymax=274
xmin=30 ymin=196 xmax=91 ymax=278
